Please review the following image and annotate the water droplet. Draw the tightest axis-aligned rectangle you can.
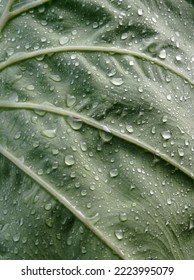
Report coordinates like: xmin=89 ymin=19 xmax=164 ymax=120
xmin=67 ymin=116 xmax=83 ymax=130
xmin=50 ymin=75 xmax=61 ymax=82
xmin=121 ymin=33 xmax=128 ymax=40
xmin=13 ymin=233 xmax=20 ymax=242
xmin=99 ymin=130 xmax=113 ymax=142
xmin=26 ymin=84 xmax=35 ymax=91
xmin=87 ymin=213 xmax=100 ymax=225
xmin=151 ymin=126 xmax=156 ymax=134
xmin=52 ymin=148 xmax=59 ymax=155
xmin=33 ymin=141 xmax=40 ymax=148
xmin=109 ymin=168 xmax=119 ymax=178
xmin=110 ymin=77 xmax=124 ymax=86
xmin=44 ymin=203 xmax=52 ymax=210
xmin=41 ymin=129 xmax=57 ymax=138
xmin=14 ymin=131 xmax=21 ymax=140
xmin=189 ymin=219 xmax=194 ymax=230
xmin=38 ymin=169 xmax=43 ymax=176
xmin=65 ymin=155 xmax=75 ymax=166
xmin=137 ymin=8 xmax=143 ymax=16
xmin=80 ymin=141 xmax=87 ymax=151
xmin=162 ymin=115 xmax=168 ymax=123
xmin=81 ymin=189 xmax=87 ymax=196
xmin=114 ymin=229 xmax=124 ymax=240
xmin=119 ymin=212 xmax=128 ymax=222
xmin=158 ymin=49 xmax=167 ymax=60
xmin=126 ymin=124 xmax=134 ymax=133
xmin=167 ymin=94 xmax=172 ymax=101
xmin=167 ymin=198 xmax=172 ymax=205
xmin=59 ymin=36 xmax=69 ymax=45
xmin=66 ymin=95 xmax=76 ymax=107
xmin=161 ymin=130 xmax=172 ymax=140
xmin=178 ymin=148 xmax=184 ymax=157
xmin=6 ymin=47 xmax=14 ymax=56
xmin=175 ymin=55 xmax=182 ymax=61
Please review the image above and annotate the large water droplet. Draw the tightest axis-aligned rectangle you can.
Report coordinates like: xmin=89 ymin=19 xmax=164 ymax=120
xmin=66 ymin=95 xmax=76 ymax=107
xmin=158 ymin=49 xmax=167 ymax=60
xmin=67 ymin=116 xmax=83 ymax=130
xmin=161 ymin=130 xmax=172 ymax=140
xmin=111 ymin=77 xmax=124 ymax=86
xmin=109 ymin=168 xmax=119 ymax=178
xmin=126 ymin=124 xmax=134 ymax=134
xmin=114 ymin=229 xmax=124 ymax=240
xmin=41 ymin=129 xmax=57 ymax=138
xmin=99 ymin=130 xmax=113 ymax=142
xmin=119 ymin=212 xmax=128 ymax=222
xmin=65 ymin=155 xmax=75 ymax=166
xmin=59 ymin=36 xmax=69 ymax=45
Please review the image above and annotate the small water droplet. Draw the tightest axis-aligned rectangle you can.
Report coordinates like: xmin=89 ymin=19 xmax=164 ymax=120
xmin=81 ymin=189 xmax=87 ymax=196
xmin=26 ymin=84 xmax=35 ymax=91
xmin=126 ymin=124 xmax=134 ymax=133
xmin=80 ymin=141 xmax=87 ymax=151
xmin=162 ymin=115 xmax=168 ymax=123
xmin=87 ymin=213 xmax=100 ymax=225
xmin=67 ymin=116 xmax=82 ymax=130
xmin=167 ymin=198 xmax=172 ymax=205
xmin=14 ymin=131 xmax=21 ymax=140
xmin=189 ymin=219 xmax=194 ymax=230
xmin=119 ymin=212 xmax=128 ymax=222
xmin=110 ymin=77 xmax=124 ymax=86
xmin=137 ymin=8 xmax=143 ymax=16
xmin=13 ymin=233 xmax=20 ymax=242
xmin=158 ymin=49 xmax=167 ymax=59
xmin=151 ymin=126 xmax=156 ymax=134
xmin=41 ymin=129 xmax=57 ymax=138
xmin=121 ymin=33 xmax=128 ymax=40
xmin=109 ymin=168 xmax=119 ymax=178
xmin=114 ymin=229 xmax=124 ymax=240
xmin=175 ymin=55 xmax=182 ymax=61
xmin=6 ymin=48 xmax=14 ymax=56
xmin=65 ymin=155 xmax=75 ymax=166
xmin=59 ymin=36 xmax=69 ymax=45
xmin=50 ymin=75 xmax=61 ymax=82
xmin=66 ymin=95 xmax=76 ymax=107
xmin=44 ymin=203 xmax=52 ymax=210
xmin=167 ymin=94 xmax=172 ymax=101
xmin=178 ymin=148 xmax=184 ymax=157
xmin=52 ymin=148 xmax=59 ymax=155
xmin=161 ymin=130 xmax=172 ymax=140
xmin=99 ymin=130 xmax=113 ymax=142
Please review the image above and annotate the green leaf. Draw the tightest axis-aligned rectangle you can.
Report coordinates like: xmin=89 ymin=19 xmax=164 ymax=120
xmin=0 ymin=0 xmax=194 ymax=260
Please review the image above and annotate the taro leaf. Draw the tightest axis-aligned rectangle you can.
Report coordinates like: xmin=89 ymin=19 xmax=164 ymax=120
xmin=0 ymin=0 xmax=194 ymax=260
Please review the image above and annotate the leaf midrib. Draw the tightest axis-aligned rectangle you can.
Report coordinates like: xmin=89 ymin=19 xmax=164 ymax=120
xmin=0 ymin=101 xmax=194 ymax=183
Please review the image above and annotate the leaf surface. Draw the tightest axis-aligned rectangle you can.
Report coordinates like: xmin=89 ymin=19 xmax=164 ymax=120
xmin=0 ymin=0 xmax=194 ymax=259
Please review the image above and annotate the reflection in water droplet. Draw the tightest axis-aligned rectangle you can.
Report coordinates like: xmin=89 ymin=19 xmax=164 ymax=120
xmin=114 ymin=229 xmax=123 ymax=240
xmin=111 ymin=77 xmax=124 ymax=86
xmin=161 ymin=130 xmax=172 ymax=140
xmin=65 ymin=155 xmax=75 ymax=166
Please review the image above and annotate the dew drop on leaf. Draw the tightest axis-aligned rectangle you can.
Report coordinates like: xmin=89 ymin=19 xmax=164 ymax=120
xmin=59 ymin=36 xmax=69 ymax=45
xmin=126 ymin=124 xmax=134 ymax=133
xmin=66 ymin=95 xmax=76 ymax=107
xmin=109 ymin=168 xmax=119 ymax=178
xmin=119 ymin=212 xmax=128 ymax=222
xmin=158 ymin=49 xmax=167 ymax=59
xmin=41 ymin=129 xmax=57 ymax=138
xmin=114 ymin=229 xmax=124 ymax=240
xmin=161 ymin=130 xmax=172 ymax=140
xmin=110 ymin=77 xmax=124 ymax=86
xmin=65 ymin=155 xmax=75 ymax=166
